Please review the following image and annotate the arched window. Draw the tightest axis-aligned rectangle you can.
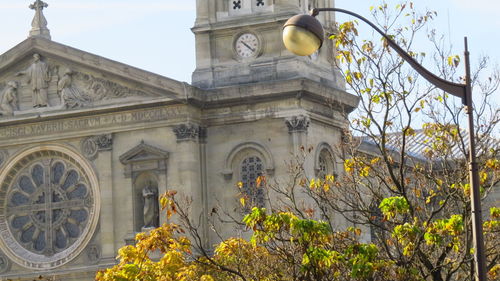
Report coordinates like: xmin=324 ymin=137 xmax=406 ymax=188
xmin=240 ymin=156 xmax=265 ymax=207
xmin=315 ymin=143 xmax=335 ymax=179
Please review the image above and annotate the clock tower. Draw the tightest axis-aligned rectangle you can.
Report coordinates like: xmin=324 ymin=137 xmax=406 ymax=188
xmin=192 ymin=0 xmax=343 ymax=89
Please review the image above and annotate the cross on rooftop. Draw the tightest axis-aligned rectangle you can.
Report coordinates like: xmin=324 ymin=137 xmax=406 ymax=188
xmin=29 ymin=0 xmax=48 ymax=11
xmin=29 ymin=0 xmax=51 ymax=40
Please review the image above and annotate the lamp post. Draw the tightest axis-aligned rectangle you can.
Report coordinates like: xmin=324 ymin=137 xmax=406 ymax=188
xmin=283 ymin=8 xmax=487 ymax=281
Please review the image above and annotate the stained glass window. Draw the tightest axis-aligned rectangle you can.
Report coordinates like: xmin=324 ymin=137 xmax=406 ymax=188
xmin=240 ymin=156 xmax=264 ymax=207
xmin=0 ymin=148 xmax=97 ymax=269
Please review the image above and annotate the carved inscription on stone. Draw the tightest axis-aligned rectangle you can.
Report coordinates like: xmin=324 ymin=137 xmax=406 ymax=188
xmin=0 ymin=107 xmax=183 ymax=141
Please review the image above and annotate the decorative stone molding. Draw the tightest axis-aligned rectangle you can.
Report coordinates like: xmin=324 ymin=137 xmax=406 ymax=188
xmin=0 ymin=252 xmax=11 ymax=274
xmin=223 ymin=141 xmax=274 ymax=180
xmin=221 ymin=169 xmax=234 ymax=181
xmin=0 ymin=65 xmax=162 ymax=117
xmin=199 ymin=126 xmax=208 ymax=142
xmin=173 ymin=123 xmax=201 ymax=142
xmin=80 ymin=134 xmax=113 ymax=160
xmin=285 ymin=115 xmax=310 ymax=133
xmin=314 ymin=142 xmax=336 ymax=178
xmin=75 ymin=72 xmax=160 ymax=102
xmin=0 ymin=150 xmax=8 ymax=168
xmin=86 ymin=244 xmax=101 ymax=264
xmin=94 ymin=134 xmax=113 ymax=150
xmin=124 ymin=233 xmax=136 ymax=246
xmin=119 ymin=141 xmax=169 ymax=178
xmin=341 ymin=129 xmax=352 ymax=144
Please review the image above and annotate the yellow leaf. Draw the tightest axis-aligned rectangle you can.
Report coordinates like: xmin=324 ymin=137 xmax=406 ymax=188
xmin=201 ymin=275 xmax=215 ymax=281
xmin=354 ymin=228 xmax=362 ymax=236
xmin=237 ymin=181 xmax=243 ymax=189
xmin=370 ymin=157 xmax=380 ymax=165
xmin=240 ymin=197 xmax=246 ymax=207
xmin=256 ymin=176 xmax=265 ymax=187
xmin=309 ymin=178 xmax=316 ymax=189
xmin=325 ymin=174 xmax=335 ymax=182
xmin=323 ymin=183 xmax=330 ymax=192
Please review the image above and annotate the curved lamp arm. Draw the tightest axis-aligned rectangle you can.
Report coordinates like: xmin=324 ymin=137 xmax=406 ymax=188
xmin=312 ymin=8 xmax=467 ymax=104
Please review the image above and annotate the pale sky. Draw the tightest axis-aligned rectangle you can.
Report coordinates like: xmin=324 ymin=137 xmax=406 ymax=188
xmin=0 ymin=0 xmax=498 ymax=88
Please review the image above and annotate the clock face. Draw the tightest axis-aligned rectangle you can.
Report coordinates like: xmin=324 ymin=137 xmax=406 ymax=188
xmin=235 ymin=33 xmax=260 ymax=59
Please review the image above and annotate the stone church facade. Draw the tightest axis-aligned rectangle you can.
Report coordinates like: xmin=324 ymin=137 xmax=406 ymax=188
xmin=0 ymin=0 xmax=358 ymax=279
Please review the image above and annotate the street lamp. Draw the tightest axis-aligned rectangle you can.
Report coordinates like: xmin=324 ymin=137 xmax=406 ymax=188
xmin=283 ymin=8 xmax=487 ymax=281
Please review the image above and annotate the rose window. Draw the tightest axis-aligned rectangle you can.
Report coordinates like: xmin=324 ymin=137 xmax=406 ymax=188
xmin=0 ymin=147 xmax=99 ymax=269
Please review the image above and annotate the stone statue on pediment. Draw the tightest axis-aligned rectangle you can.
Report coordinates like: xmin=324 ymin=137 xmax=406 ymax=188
xmin=17 ymin=53 xmax=51 ymax=108
xmin=58 ymin=69 xmax=91 ymax=108
xmin=0 ymin=81 xmax=19 ymax=116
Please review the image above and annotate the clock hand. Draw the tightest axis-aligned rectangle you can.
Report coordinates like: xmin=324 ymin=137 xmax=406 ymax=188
xmin=241 ymin=41 xmax=256 ymax=52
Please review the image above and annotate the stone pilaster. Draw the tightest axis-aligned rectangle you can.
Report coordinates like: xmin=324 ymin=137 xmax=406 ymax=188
xmin=286 ymin=115 xmax=310 ymax=156
xmin=173 ymin=123 xmax=207 ymax=247
xmin=96 ymin=149 xmax=114 ymax=258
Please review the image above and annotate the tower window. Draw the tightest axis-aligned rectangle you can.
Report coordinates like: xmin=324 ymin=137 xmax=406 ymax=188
xmin=233 ymin=0 xmax=242 ymax=9
xmin=240 ymin=156 xmax=264 ymax=207
xmin=317 ymin=148 xmax=335 ymax=179
xmin=256 ymin=0 xmax=265 ymax=6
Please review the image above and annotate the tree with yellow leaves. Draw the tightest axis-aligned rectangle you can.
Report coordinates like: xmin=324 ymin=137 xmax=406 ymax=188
xmin=98 ymin=1 xmax=499 ymax=280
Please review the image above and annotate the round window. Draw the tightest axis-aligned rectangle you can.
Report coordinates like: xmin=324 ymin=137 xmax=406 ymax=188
xmin=0 ymin=146 xmax=99 ymax=269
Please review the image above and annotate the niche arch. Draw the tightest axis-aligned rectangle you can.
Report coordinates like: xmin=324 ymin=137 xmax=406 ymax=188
xmin=222 ymin=141 xmax=274 ymax=180
xmin=314 ymin=142 xmax=336 ymax=178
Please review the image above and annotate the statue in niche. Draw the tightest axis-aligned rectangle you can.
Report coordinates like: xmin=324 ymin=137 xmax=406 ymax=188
xmin=0 ymin=81 xmax=18 ymax=116
xmin=57 ymin=68 xmax=91 ymax=108
xmin=142 ymin=181 xmax=159 ymax=229
xmin=16 ymin=53 xmax=51 ymax=108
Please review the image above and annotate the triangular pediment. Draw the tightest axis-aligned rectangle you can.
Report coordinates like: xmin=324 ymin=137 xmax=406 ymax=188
xmin=119 ymin=141 xmax=169 ymax=165
xmin=0 ymin=37 xmax=192 ymax=118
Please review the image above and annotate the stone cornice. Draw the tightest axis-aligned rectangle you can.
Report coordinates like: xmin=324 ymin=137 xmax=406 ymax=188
xmin=191 ymin=10 xmax=297 ymax=33
xmin=187 ymin=78 xmax=359 ymax=114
